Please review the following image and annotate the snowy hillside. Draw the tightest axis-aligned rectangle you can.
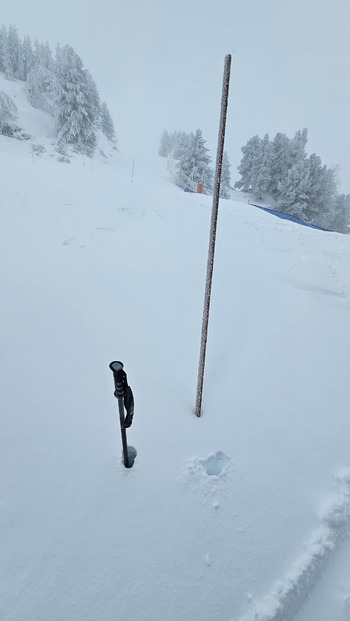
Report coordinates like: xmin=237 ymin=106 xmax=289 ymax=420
xmin=1 ymin=96 xmax=350 ymax=621
xmin=0 ymin=72 xmax=116 ymax=162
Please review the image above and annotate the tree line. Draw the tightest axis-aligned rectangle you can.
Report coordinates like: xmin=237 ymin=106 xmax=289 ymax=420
xmin=235 ymin=129 xmax=350 ymax=233
xmin=159 ymin=128 xmax=231 ymax=199
xmin=0 ymin=24 xmax=117 ymax=156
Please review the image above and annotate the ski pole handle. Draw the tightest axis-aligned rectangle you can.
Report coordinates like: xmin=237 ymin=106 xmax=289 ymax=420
xmin=109 ymin=360 xmax=125 ymax=399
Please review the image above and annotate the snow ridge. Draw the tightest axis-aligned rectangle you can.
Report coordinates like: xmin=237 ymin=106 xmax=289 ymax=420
xmin=237 ymin=472 xmax=350 ymax=621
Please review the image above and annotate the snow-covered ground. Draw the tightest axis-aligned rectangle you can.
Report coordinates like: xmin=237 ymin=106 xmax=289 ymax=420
xmin=1 ymin=82 xmax=350 ymax=621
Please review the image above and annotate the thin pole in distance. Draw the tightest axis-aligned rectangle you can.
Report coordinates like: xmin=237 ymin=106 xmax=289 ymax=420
xmin=194 ymin=54 xmax=232 ymax=418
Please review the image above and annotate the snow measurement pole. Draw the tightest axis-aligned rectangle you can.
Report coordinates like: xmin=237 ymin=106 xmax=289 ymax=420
xmin=194 ymin=54 xmax=232 ymax=418
xmin=109 ymin=361 xmax=135 ymax=468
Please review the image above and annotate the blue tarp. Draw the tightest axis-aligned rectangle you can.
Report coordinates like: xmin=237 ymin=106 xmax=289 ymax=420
xmin=250 ymin=203 xmax=330 ymax=232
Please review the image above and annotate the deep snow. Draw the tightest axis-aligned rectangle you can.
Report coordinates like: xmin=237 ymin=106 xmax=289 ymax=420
xmin=1 ymin=80 xmax=350 ymax=621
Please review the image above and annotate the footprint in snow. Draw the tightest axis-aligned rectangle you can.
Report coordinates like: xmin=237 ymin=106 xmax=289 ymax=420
xmin=201 ymin=451 xmax=231 ymax=476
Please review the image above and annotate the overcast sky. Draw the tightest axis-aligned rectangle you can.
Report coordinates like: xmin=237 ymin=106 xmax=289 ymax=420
xmin=2 ymin=0 xmax=350 ymax=191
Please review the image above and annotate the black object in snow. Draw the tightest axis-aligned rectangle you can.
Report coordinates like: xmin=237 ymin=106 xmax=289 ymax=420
xmin=109 ymin=361 xmax=135 ymax=468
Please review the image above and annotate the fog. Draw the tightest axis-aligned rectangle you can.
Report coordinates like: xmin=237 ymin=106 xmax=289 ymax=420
xmin=2 ymin=0 xmax=349 ymax=190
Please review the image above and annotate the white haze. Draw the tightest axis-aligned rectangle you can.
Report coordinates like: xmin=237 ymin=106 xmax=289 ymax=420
xmin=2 ymin=0 xmax=350 ymax=192
xmin=2 ymin=0 xmax=350 ymax=191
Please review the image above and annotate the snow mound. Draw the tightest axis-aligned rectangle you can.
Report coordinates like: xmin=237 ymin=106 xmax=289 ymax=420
xmin=238 ymin=472 xmax=350 ymax=621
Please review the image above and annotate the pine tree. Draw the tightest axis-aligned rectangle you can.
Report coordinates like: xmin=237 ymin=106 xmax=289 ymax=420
xmin=306 ymin=154 xmax=337 ymax=222
xmin=235 ymin=127 xmax=343 ymax=231
xmin=234 ymin=135 xmax=262 ymax=193
xmin=42 ymin=42 xmax=54 ymax=71
xmin=1 ymin=25 xmax=13 ymax=79
xmin=159 ymin=129 xmax=171 ymax=157
xmin=0 ymin=26 xmax=6 ymax=73
xmin=250 ymin=134 xmax=273 ymax=198
xmin=0 ymin=90 xmax=18 ymax=131
xmin=21 ymin=35 xmax=35 ymax=80
xmin=173 ymin=131 xmax=190 ymax=160
xmin=7 ymin=25 xmax=21 ymax=79
xmin=330 ymin=194 xmax=350 ymax=233
xmin=26 ymin=38 xmax=56 ymax=112
xmin=177 ymin=129 xmax=213 ymax=193
xmin=33 ymin=40 xmax=44 ymax=68
xmin=289 ymin=128 xmax=308 ymax=166
xmin=55 ymin=44 xmax=98 ymax=156
xmin=219 ymin=151 xmax=231 ymax=199
xmin=84 ymin=69 xmax=101 ymax=145
xmin=26 ymin=63 xmax=56 ymax=113
xmin=276 ymin=159 xmax=312 ymax=218
xmin=100 ymin=101 xmax=117 ymax=143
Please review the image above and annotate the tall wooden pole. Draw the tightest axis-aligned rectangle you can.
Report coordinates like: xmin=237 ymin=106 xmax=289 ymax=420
xmin=194 ymin=54 xmax=232 ymax=417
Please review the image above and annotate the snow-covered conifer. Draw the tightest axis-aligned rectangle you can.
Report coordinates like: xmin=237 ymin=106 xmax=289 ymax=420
xmin=234 ymin=135 xmax=262 ymax=193
xmin=0 ymin=90 xmax=18 ymax=131
xmin=0 ymin=26 xmax=6 ymax=73
xmin=21 ymin=36 xmax=35 ymax=80
xmin=100 ymin=101 xmax=117 ymax=143
xmin=6 ymin=25 xmax=22 ymax=79
xmin=1 ymin=26 xmax=14 ymax=79
xmin=330 ymin=194 xmax=350 ymax=233
xmin=26 ymin=63 xmax=56 ymax=113
xmin=276 ymin=159 xmax=312 ymax=218
xmin=289 ymin=128 xmax=308 ymax=164
xmin=159 ymin=129 xmax=171 ymax=157
xmin=269 ymin=132 xmax=291 ymax=195
xmin=220 ymin=151 xmax=231 ymax=199
xmin=306 ymin=154 xmax=337 ymax=221
xmin=251 ymin=134 xmax=273 ymax=198
xmin=55 ymin=45 xmax=98 ymax=156
xmin=173 ymin=131 xmax=190 ymax=160
xmin=177 ymin=129 xmax=213 ymax=193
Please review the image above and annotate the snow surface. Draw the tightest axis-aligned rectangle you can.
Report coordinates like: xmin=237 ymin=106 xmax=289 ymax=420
xmin=1 ymin=83 xmax=350 ymax=621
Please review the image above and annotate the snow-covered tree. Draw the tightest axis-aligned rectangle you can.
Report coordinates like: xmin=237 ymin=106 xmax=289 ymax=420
xmin=55 ymin=44 xmax=98 ymax=155
xmin=276 ymin=158 xmax=312 ymax=218
xmin=26 ymin=63 xmax=56 ymax=113
xmin=159 ymin=129 xmax=171 ymax=157
xmin=100 ymin=101 xmax=117 ymax=143
xmin=234 ymin=134 xmax=262 ymax=193
xmin=6 ymin=25 xmax=22 ymax=79
xmin=219 ymin=151 xmax=231 ymax=199
xmin=84 ymin=69 xmax=101 ymax=127
xmin=0 ymin=25 xmax=115 ymax=157
xmin=268 ymin=132 xmax=291 ymax=195
xmin=306 ymin=154 xmax=338 ymax=223
xmin=289 ymin=128 xmax=308 ymax=164
xmin=159 ymin=129 xmax=190 ymax=159
xmin=0 ymin=26 xmax=6 ymax=73
xmin=33 ymin=40 xmax=54 ymax=72
xmin=0 ymin=90 xmax=18 ymax=131
xmin=234 ymin=127 xmax=345 ymax=231
xmin=250 ymin=134 xmax=273 ymax=198
xmin=330 ymin=194 xmax=350 ymax=233
xmin=173 ymin=131 xmax=190 ymax=160
xmin=176 ymin=129 xmax=213 ymax=193
xmin=1 ymin=26 xmax=14 ymax=79
xmin=21 ymin=35 xmax=35 ymax=80
xmin=268 ymin=129 xmax=308 ymax=197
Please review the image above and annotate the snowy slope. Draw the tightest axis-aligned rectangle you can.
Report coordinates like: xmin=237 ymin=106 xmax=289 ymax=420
xmin=0 ymin=73 xmax=116 ymax=162
xmin=1 ymin=89 xmax=350 ymax=621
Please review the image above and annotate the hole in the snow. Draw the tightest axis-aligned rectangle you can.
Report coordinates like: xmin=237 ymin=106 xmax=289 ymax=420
xmin=202 ymin=451 xmax=231 ymax=476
